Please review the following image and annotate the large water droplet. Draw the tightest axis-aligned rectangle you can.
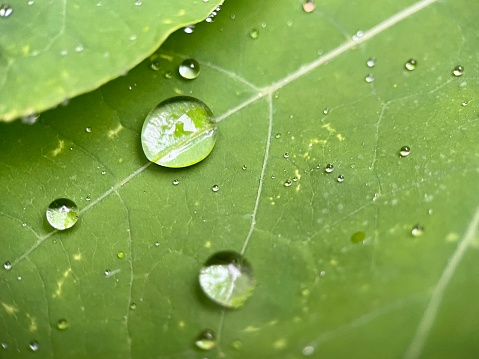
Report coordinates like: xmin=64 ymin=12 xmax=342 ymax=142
xmin=46 ymin=198 xmax=79 ymax=230
xmin=56 ymin=319 xmax=68 ymax=330
xmin=284 ymin=179 xmax=292 ymax=187
xmin=0 ymin=3 xmax=13 ymax=17
xmin=195 ymin=329 xmax=217 ymax=350
xmin=302 ymin=0 xmax=315 ymax=12
xmin=28 ymin=341 xmax=39 ymax=352
xmin=404 ymin=58 xmax=417 ymax=71
xmin=179 ymin=59 xmax=200 ymax=80
xmin=199 ymin=251 xmax=256 ymax=309
xmin=141 ymin=97 xmax=217 ymax=168
xmin=411 ymin=223 xmax=424 ymax=237
xmin=399 ymin=146 xmax=410 ymax=157
xmin=452 ymin=65 xmax=464 ymax=77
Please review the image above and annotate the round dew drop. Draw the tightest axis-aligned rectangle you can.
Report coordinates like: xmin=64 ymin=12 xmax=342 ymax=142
xmin=141 ymin=97 xmax=217 ymax=168
xmin=249 ymin=28 xmax=259 ymax=39
xmin=198 ymin=251 xmax=256 ymax=309
xmin=452 ymin=65 xmax=464 ymax=77
xmin=3 ymin=261 xmax=11 ymax=270
xmin=366 ymin=57 xmax=376 ymax=68
xmin=399 ymin=146 xmax=411 ymax=157
xmin=211 ymin=185 xmax=219 ymax=192
xmin=46 ymin=198 xmax=79 ymax=230
xmin=365 ymin=74 xmax=374 ymax=83
xmin=337 ymin=175 xmax=344 ymax=183
xmin=179 ymin=59 xmax=200 ymax=80
xmin=411 ymin=223 xmax=424 ymax=237
xmin=117 ymin=251 xmax=125 ymax=259
xmin=404 ymin=58 xmax=417 ymax=71
xmin=56 ymin=319 xmax=68 ymax=330
xmin=194 ymin=329 xmax=217 ymax=350
xmin=325 ymin=164 xmax=334 ymax=173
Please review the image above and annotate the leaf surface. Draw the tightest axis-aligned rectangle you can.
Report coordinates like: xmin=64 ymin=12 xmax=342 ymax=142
xmin=1 ymin=0 xmax=479 ymax=358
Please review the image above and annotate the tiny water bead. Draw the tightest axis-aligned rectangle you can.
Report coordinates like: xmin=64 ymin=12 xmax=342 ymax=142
xmin=172 ymin=179 xmax=180 ymax=185
xmin=302 ymin=0 xmax=315 ymax=12
xmin=249 ymin=28 xmax=259 ymax=39
xmin=28 ymin=341 xmax=39 ymax=352
xmin=164 ymin=71 xmax=173 ymax=79
xmin=411 ymin=223 xmax=424 ymax=237
xmin=351 ymin=231 xmax=366 ymax=244
xmin=337 ymin=175 xmax=344 ymax=183
xmin=399 ymin=146 xmax=411 ymax=157
xmin=0 ymin=3 xmax=13 ymax=17
xmin=104 ymin=269 xmax=111 ymax=276
xmin=117 ymin=251 xmax=125 ymax=259
xmin=85 ymin=127 xmax=92 ymax=133
xmin=366 ymin=57 xmax=376 ymax=68
xmin=461 ymin=101 xmax=468 ymax=107
xmin=283 ymin=152 xmax=289 ymax=159
xmin=141 ymin=97 xmax=217 ymax=168
xmin=211 ymin=185 xmax=220 ymax=192
xmin=46 ymin=198 xmax=79 ymax=230
xmin=194 ymin=329 xmax=217 ymax=350
xmin=150 ymin=60 xmax=161 ymax=71
xmin=3 ymin=261 xmax=11 ymax=270
xmin=284 ymin=179 xmax=292 ymax=187
xmin=325 ymin=164 xmax=334 ymax=173
xmin=275 ymin=133 xmax=282 ymax=139
xmin=129 ymin=302 xmax=137 ymax=310
xmin=452 ymin=65 xmax=464 ymax=77
xmin=199 ymin=251 xmax=256 ymax=309
xmin=56 ymin=319 xmax=68 ymax=330
xmin=184 ymin=25 xmax=195 ymax=34
xmin=179 ymin=59 xmax=200 ymax=80
xmin=365 ymin=74 xmax=374 ymax=83
xmin=404 ymin=58 xmax=417 ymax=71
xmin=242 ymin=165 xmax=247 ymax=170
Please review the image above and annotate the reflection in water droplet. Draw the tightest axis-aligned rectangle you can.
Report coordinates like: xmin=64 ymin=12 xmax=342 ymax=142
xmin=21 ymin=113 xmax=40 ymax=125
xmin=0 ymin=3 xmax=13 ymax=17
xmin=117 ymin=251 xmax=125 ymax=259
xmin=337 ymin=175 xmax=344 ymax=183
xmin=399 ymin=146 xmax=411 ymax=157
xmin=172 ymin=179 xmax=180 ymax=185
xmin=411 ymin=224 xmax=424 ymax=237
xmin=284 ymin=179 xmax=292 ymax=187
xmin=212 ymin=185 xmax=220 ymax=192
xmin=3 ymin=261 xmax=11 ymax=270
xmin=179 ymin=59 xmax=200 ymax=80
xmin=249 ymin=29 xmax=259 ymax=39
xmin=351 ymin=231 xmax=366 ymax=243
xmin=366 ymin=57 xmax=376 ymax=68
xmin=141 ymin=97 xmax=217 ymax=168
xmin=134 ymin=0 xmax=142 ymax=5
xmin=85 ymin=196 xmax=91 ymax=201
xmin=150 ymin=60 xmax=161 ymax=71
xmin=302 ymin=0 xmax=315 ymax=12
xmin=28 ymin=341 xmax=39 ymax=352
xmin=325 ymin=164 xmax=334 ymax=173
xmin=56 ymin=319 xmax=68 ymax=330
xmin=46 ymin=198 xmax=79 ymax=230
xmin=195 ymin=329 xmax=217 ymax=350
xmin=452 ymin=65 xmax=464 ymax=77
xmin=101 ymin=170 xmax=107 ymax=175
xmin=404 ymin=58 xmax=417 ymax=71
xmin=199 ymin=251 xmax=255 ymax=309
xmin=365 ymin=74 xmax=374 ymax=83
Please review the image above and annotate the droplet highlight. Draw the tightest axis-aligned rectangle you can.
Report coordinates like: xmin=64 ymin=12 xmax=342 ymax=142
xmin=141 ymin=97 xmax=217 ymax=168
xmin=46 ymin=198 xmax=79 ymax=230
xmin=179 ymin=59 xmax=200 ymax=80
xmin=337 ymin=175 xmax=344 ymax=183
xmin=365 ymin=74 xmax=374 ymax=83
xmin=195 ymin=329 xmax=217 ymax=350
xmin=199 ymin=251 xmax=255 ymax=309
xmin=117 ymin=251 xmax=125 ymax=259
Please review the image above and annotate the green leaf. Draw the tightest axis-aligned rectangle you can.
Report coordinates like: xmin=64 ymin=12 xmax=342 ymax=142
xmin=1 ymin=0 xmax=479 ymax=358
xmin=0 ymin=0 xmax=222 ymax=122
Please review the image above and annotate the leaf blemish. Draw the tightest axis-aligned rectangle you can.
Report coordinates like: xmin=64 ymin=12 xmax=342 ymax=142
xmin=51 ymin=139 xmax=65 ymax=156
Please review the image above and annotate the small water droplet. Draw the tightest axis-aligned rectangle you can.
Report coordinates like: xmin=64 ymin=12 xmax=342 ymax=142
xmin=21 ymin=113 xmax=40 ymax=125
xmin=242 ymin=165 xmax=247 ymax=170
xmin=323 ymin=108 xmax=329 ymax=115
xmin=104 ymin=269 xmax=111 ymax=277
xmin=212 ymin=185 xmax=220 ymax=192
xmin=85 ymin=196 xmax=91 ymax=201
xmin=461 ymin=101 xmax=468 ymax=107
xmin=352 ymin=30 xmax=363 ymax=41
xmin=351 ymin=231 xmax=366 ymax=243
xmin=17 ymin=276 xmax=22 ymax=280
xmin=337 ymin=175 xmax=344 ymax=183
xmin=141 ymin=97 xmax=217 ymax=168
xmin=28 ymin=341 xmax=39 ymax=352
xmin=195 ymin=329 xmax=217 ymax=350
xmin=101 ymin=170 xmax=107 ymax=175
xmin=3 ymin=261 xmax=11 ymax=270
xmin=46 ymin=198 xmax=79 ymax=230
xmin=117 ymin=251 xmax=125 ymax=259
xmin=150 ymin=60 xmax=161 ymax=71
xmin=1 ymin=342 xmax=7 ymax=349
xmin=315 ymin=164 xmax=321 ymax=169
xmin=56 ymin=319 xmax=68 ymax=330
xmin=283 ymin=152 xmax=289 ymax=159
xmin=302 ymin=345 xmax=315 ymax=356
xmin=172 ymin=179 xmax=180 ymax=185
xmin=365 ymin=74 xmax=374 ymax=83
xmin=301 ymin=288 xmax=310 ymax=297
xmin=452 ymin=65 xmax=464 ymax=77
xmin=184 ymin=25 xmax=195 ymax=34
xmin=60 ymin=49 xmax=68 ymax=56
xmin=0 ymin=3 xmax=13 ymax=17
xmin=129 ymin=34 xmax=137 ymax=41
xmin=134 ymin=0 xmax=142 ymax=5
xmin=28 ymin=0 xmax=34 ymax=5
xmin=399 ymin=146 xmax=411 ymax=157
xmin=404 ymin=58 xmax=417 ymax=71
xmin=275 ymin=133 xmax=282 ymax=139
xmin=366 ymin=57 xmax=376 ymax=68
xmin=411 ymin=224 xmax=424 ymax=237
xmin=249 ymin=28 xmax=259 ymax=39
xmin=155 ymin=241 xmax=160 ymax=247
xmin=199 ymin=251 xmax=255 ymax=308
xmin=325 ymin=164 xmax=334 ymax=173
xmin=85 ymin=127 xmax=92 ymax=133
xmin=164 ymin=71 xmax=173 ymax=79
xmin=284 ymin=179 xmax=292 ymax=187
xmin=179 ymin=59 xmax=200 ymax=80
xmin=302 ymin=0 xmax=315 ymax=13
xmin=75 ymin=44 xmax=84 ymax=52
xmin=129 ymin=302 xmax=137 ymax=310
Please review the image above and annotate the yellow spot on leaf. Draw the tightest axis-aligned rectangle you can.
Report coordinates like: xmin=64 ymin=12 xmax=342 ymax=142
xmin=1 ymin=302 xmax=18 ymax=316
xmin=159 ymin=53 xmax=174 ymax=62
xmin=273 ymin=338 xmax=287 ymax=349
xmin=178 ymin=320 xmax=185 ymax=328
xmin=53 ymin=268 xmax=72 ymax=298
xmin=330 ymin=259 xmax=338 ymax=266
xmin=204 ymin=241 xmax=211 ymax=248
xmin=322 ymin=123 xmax=336 ymax=133
xmin=163 ymin=19 xmax=173 ymax=24
xmin=22 ymin=45 xmax=30 ymax=55
xmin=446 ymin=232 xmax=459 ymax=242
xmin=336 ymin=133 xmax=346 ymax=141
xmin=51 ymin=140 xmax=65 ymax=157
xmin=26 ymin=313 xmax=38 ymax=332
xmin=178 ymin=9 xmax=186 ymax=16
xmin=243 ymin=325 xmax=260 ymax=333
xmin=174 ymin=88 xmax=183 ymax=95
xmin=108 ymin=124 xmax=124 ymax=138
xmin=73 ymin=253 xmax=82 ymax=261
